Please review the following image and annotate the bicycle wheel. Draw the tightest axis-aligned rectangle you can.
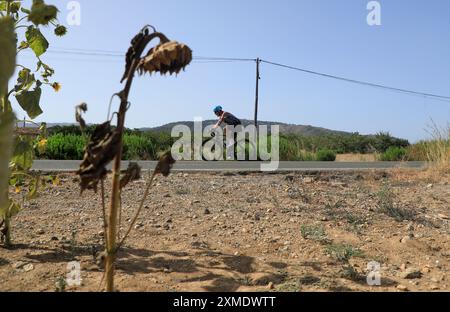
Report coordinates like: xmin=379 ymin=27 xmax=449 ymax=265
xmin=234 ymin=138 xmax=259 ymax=161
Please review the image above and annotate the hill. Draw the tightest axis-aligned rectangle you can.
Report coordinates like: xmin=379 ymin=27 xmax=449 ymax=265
xmin=142 ymin=119 xmax=353 ymax=137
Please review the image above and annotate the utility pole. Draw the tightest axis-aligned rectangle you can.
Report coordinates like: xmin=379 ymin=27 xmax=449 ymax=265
xmin=254 ymin=58 xmax=261 ymax=127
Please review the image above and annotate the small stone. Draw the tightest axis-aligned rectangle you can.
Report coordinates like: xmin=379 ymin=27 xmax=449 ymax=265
xmin=97 ymin=231 xmax=104 ymax=237
xmin=163 ymin=224 xmax=170 ymax=230
xmin=421 ymin=267 xmax=431 ymax=274
xmin=36 ymin=229 xmax=45 ymax=235
xmin=166 ymin=219 xmax=173 ymax=224
xmin=23 ymin=264 xmax=34 ymax=272
xmin=268 ymin=282 xmax=274 ymax=290
xmin=400 ymin=236 xmax=412 ymax=244
xmin=438 ymin=214 xmax=450 ymax=220
xmin=426 ymin=184 xmax=433 ymax=189
xmin=12 ymin=261 xmax=27 ymax=270
xmin=321 ymin=217 xmax=328 ymax=222
xmin=401 ymin=268 xmax=422 ymax=279
xmin=397 ymin=285 xmax=408 ymax=291
xmin=406 ymin=223 xmax=414 ymax=232
xmin=51 ymin=236 xmax=59 ymax=241
xmin=430 ymin=285 xmax=439 ymax=290
xmin=400 ymin=263 xmax=407 ymax=271
xmin=204 ymin=209 xmax=211 ymax=215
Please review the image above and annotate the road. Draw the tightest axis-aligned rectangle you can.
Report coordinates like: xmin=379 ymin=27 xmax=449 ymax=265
xmin=31 ymin=160 xmax=428 ymax=172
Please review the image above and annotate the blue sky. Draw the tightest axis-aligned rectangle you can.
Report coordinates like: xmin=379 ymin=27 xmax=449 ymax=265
xmin=13 ymin=0 xmax=450 ymax=142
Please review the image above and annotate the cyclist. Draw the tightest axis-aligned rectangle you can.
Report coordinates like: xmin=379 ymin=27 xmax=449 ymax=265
xmin=212 ymin=106 xmax=242 ymax=160
xmin=212 ymin=105 xmax=242 ymax=129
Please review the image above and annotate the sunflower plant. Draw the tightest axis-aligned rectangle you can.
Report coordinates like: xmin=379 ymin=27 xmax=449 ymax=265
xmin=0 ymin=0 xmax=66 ymax=247
xmin=77 ymin=25 xmax=191 ymax=291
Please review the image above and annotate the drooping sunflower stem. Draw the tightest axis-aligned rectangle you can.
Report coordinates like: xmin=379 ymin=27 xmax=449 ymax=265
xmin=74 ymin=25 xmax=191 ymax=291
xmin=104 ymin=27 xmax=188 ymax=292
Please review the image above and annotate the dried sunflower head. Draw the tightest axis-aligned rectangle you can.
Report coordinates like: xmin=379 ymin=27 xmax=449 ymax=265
xmin=54 ymin=25 xmax=67 ymax=37
xmin=137 ymin=41 xmax=192 ymax=76
xmin=155 ymin=151 xmax=176 ymax=177
xmin=28 ymin=0 xmax=58 ymax=26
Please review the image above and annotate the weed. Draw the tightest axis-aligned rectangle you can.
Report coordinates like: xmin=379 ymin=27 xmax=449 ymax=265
xmin=326 ymin=243 xmax=364 ymax=262
xmin=300 ymin=225 xmax=329 ymax=244
xmin=340 ymin=265 xmax=364 ymax=282
xmin=55 ymin=277 xmax=67 ymax=292
xmin=377 ymin=183 xmax=416 ymax=222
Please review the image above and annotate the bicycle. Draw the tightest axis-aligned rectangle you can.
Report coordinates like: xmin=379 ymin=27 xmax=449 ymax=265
xmin=201 ymin=128 xmax=258 ymax=161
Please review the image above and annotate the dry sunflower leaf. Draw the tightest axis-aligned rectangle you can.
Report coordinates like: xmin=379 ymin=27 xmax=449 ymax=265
xmin=155 ymin=151 xmax=176 ymax=177
xmin=120 ymin=162 xmax=142 ymax=189
xmin=120 ymin=30 xmax=148 ymax=83
xmin=75 ymin=102 xmax=88 ymax=131
xmin=77 ymin=121 xmax=121 ymax=193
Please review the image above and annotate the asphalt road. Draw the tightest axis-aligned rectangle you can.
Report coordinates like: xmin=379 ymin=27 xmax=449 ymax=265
xmin=32 ymin=160 xmax=428 ymax=172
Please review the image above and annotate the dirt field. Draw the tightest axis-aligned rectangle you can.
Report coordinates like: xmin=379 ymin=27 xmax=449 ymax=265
xmin=1 ymin=169 xmax=449 ymax=292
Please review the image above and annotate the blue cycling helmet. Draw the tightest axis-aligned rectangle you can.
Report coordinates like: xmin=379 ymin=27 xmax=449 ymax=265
xmin=213 ymin=105 xmax=223 ymax=114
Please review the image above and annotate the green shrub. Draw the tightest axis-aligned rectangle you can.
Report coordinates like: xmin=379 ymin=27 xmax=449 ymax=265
xmin=316 ymin=149 xmax=336 ymax=161
xmin=123 ymin=134 xmax=155 ymax=160
xmin=279 ymin=135 xmax=316 ymax=161
xmin=44 ymin=134 xmax=87 ymax=160
xmin=379 ymin=146 xmax=407 ymax=161
xmin=42 ymin=134 xmax=157 ymax=160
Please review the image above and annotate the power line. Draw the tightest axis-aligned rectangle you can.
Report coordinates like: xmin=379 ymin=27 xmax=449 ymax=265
xmin=22 ymin=47 xmax=450 ymax=102
xmin=260 ymin=59 xmax=450 ymax=102
xmin=47 ymin=48 xmax=256 ymax=62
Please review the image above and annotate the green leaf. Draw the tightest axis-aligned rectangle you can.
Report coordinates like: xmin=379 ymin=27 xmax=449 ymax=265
xmin=21 ymin=8 xmax=31 ymax=14
xmin=15 ymin=84 xmax=43 ymax=119
xmin=10 ymin=2 xmax=21 ymax=14
xmin=18 ymin=41 xmax=29 ymax=51
xmin=0 ymin=112 xmax=15 ymax=217
xmin=10 ymin=137 xmax=34 ymax=172
xmin=26 ymin=26 xmax=48 ymax=57
xmin=8 ymin=201 xmax=21 ymax=218
xmin=15 ymin=68 xmax=36 ymax=92
xmin=27 ymin=177 xmax=40 ymax=200
xmin=0 ymin=16 xmax=17 ymax=94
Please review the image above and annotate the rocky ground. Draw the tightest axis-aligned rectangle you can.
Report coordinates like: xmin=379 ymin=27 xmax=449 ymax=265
xmin=0 ymin=169 xmax=449 ymax=292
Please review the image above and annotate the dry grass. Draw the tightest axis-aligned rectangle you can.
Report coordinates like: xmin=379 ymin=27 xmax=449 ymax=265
xmin=425 ymin=122 xmax=450 ymax=175
xmin=336 ymin=153 xmax=377 ymax=162
xmin=391 ymin=122 xmax=450 ymax=183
